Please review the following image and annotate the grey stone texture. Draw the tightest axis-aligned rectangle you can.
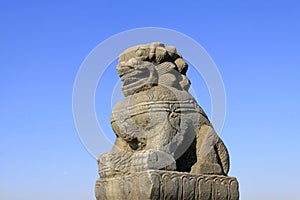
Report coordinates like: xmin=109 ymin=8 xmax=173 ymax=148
xmin=95 ymin=170 xmax=239 ymax=200
xmin=95 ymin=42 xmax=239 ymax=199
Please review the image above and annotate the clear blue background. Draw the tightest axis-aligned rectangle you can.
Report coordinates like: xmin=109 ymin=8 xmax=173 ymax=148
xmin=1 ymin=1 xmax=300 ymax=199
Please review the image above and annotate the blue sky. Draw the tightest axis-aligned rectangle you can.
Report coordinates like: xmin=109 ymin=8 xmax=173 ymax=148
xmin=1 ymin=1 xmax=300 ymax=199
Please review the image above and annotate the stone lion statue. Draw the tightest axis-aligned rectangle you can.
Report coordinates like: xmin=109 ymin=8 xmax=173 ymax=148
xmin=98 ymin=42 xmax=230 ymax=178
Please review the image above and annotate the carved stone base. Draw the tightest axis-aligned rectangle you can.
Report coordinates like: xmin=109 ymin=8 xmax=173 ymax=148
xmin=95 ymin=170 xmax=239 ymax=200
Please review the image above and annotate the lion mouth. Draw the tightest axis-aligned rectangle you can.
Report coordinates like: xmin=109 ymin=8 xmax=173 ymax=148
xmin=118 ymin=63 xmax=158 ymax=96
xmin=121 ymin=68 xmax=151 ymax=87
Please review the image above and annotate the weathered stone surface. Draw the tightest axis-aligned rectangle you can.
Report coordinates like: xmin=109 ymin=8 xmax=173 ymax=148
xmin=95 ymin=42 xmax=239 ymax=199
xmin=95 ymin=170 xmax=239 ymax=200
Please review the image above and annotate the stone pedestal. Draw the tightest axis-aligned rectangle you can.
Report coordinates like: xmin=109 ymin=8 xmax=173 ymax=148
xmin=95 ymin=170 xmax=239 ymax=200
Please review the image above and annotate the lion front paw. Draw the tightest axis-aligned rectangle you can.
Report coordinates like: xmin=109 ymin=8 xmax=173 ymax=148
xmin=131 ymin=150 xmax=176 ymax=172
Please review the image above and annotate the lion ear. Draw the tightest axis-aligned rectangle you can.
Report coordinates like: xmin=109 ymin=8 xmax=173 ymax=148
xmin=179 ymin=75 xmax=191 ymax=91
